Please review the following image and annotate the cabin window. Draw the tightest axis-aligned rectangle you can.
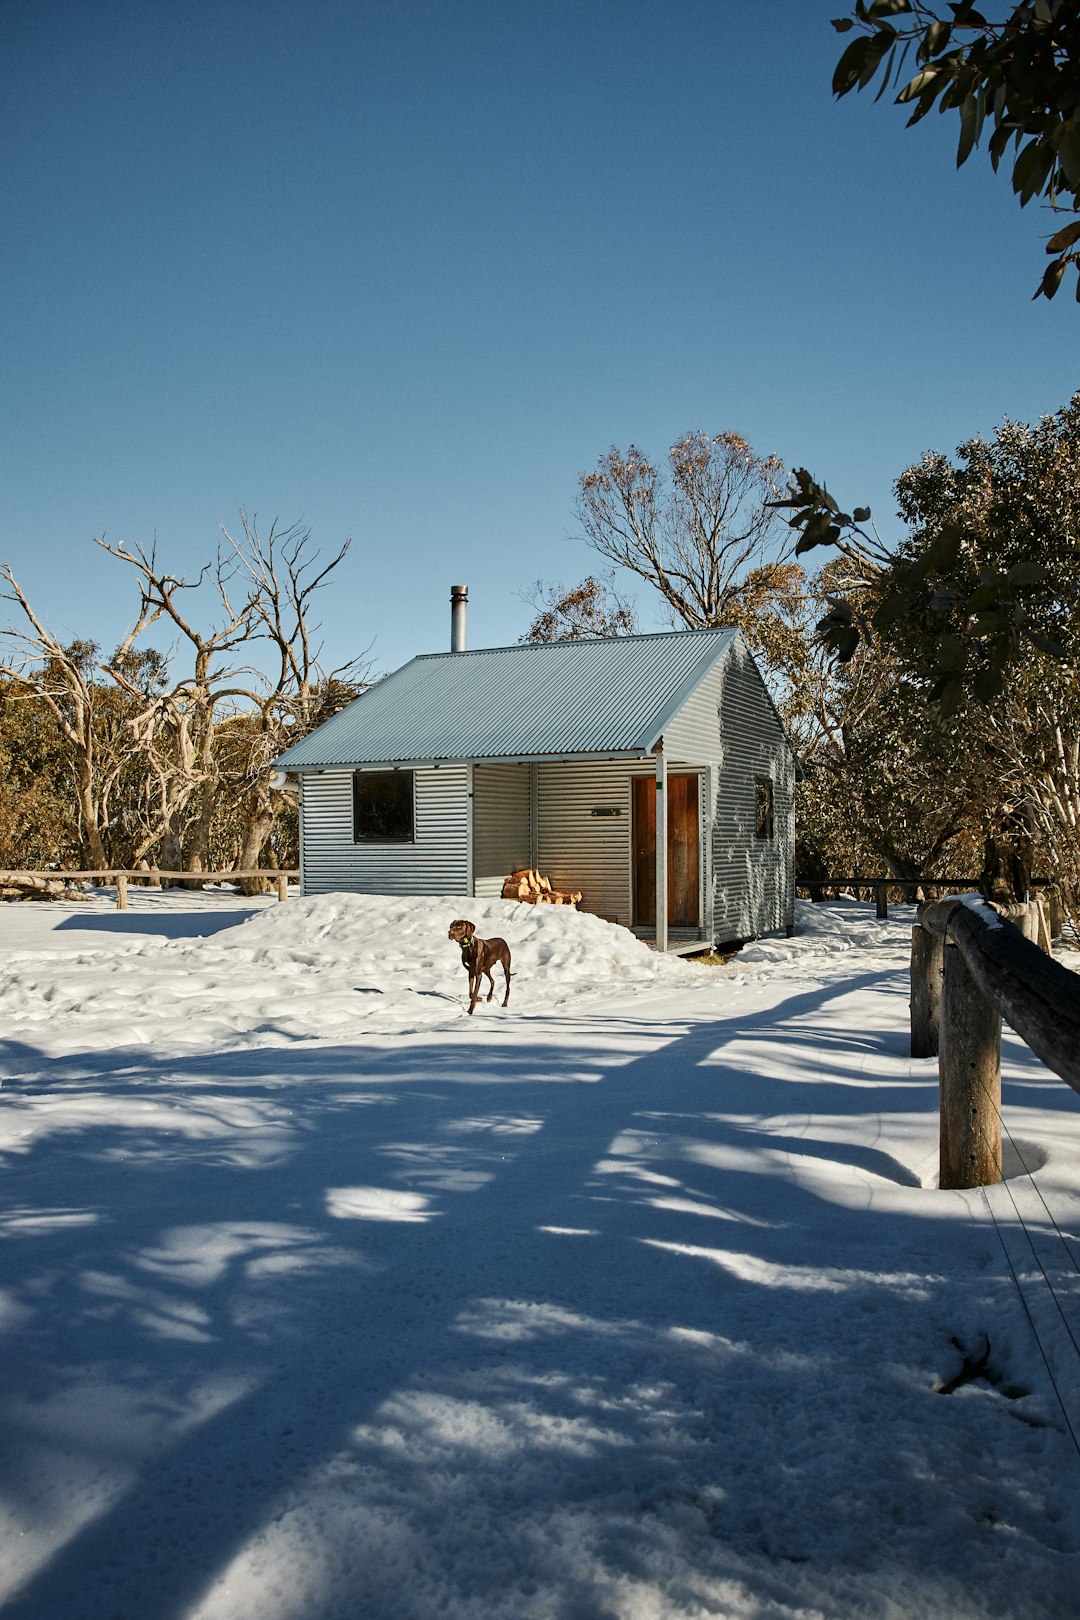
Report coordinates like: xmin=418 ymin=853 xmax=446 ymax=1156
xmin=754 ymin=777 xmax=774 ymax=841
xmin=353 ymin=770 xmax=415 ymax=842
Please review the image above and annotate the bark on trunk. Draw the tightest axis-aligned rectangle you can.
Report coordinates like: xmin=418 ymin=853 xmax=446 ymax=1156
xmin=77 ymin=777 xmax=107 ymax=870
xmin=236 ymin=807 xmax=275 ymax=895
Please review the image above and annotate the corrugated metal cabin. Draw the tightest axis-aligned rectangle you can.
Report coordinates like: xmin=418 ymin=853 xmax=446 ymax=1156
xmin=274 ymin=625 xmax=796 ymax=951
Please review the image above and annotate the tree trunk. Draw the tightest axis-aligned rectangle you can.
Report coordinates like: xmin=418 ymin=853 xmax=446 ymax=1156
xmin=183 ymin=787 xmax=216 ymax=880
xmin=76 ymin=773 xmax=107 ymax=870
xmin=166 ymin=787 xmax=215 ymax=889
xmin=158 ymin=827 xmax=184 ymax=889
xmin=236 ymin=805 xmax=275 ymax=895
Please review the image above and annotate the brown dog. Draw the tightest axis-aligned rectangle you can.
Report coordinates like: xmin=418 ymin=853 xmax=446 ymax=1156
xmin=448 ymin=919 xmax=512 ymax=1014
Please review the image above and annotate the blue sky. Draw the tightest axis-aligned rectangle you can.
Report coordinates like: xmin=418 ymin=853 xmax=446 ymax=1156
xmin=2 ymin=0 xmax=1077 ymax=677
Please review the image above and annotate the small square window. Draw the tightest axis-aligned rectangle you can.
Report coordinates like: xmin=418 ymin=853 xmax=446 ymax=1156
xmin=353 ymin=770 xmax=414 ymax=842
xmin=754 ymin=777 xmax=774 ymax=841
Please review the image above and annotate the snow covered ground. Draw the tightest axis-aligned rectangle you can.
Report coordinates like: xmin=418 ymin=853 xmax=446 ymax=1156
xmin=0 ymin=889 xmax=1078 ymax=1620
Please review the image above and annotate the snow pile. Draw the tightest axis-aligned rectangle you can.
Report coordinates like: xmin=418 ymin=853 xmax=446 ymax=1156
xmin=737 ymin=895 xmax=912 ymax=969
xmin=0 ymin=892 xmax=701 ymax=1056
xmin=237 ymin=890 xmax=700 ymax=992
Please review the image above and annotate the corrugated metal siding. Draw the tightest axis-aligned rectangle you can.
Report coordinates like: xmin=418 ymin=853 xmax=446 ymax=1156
xmin=300 ymin=767 xmax=470 ymax=897
xmin=536 ymin=761 xmax=634 ymax=923
xmin=473 ymin=763 xmax=531 ymax=898
xmin=666 ymin=662 xmax=731 ymax=765
xmin=696 ymin=643 xmax=794 ymax=943
xmin=275 ymin=627 xmax=738 ymax=768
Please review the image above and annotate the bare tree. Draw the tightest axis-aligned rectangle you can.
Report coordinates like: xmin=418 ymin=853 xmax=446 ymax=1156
xmin=215 ymin=512 xmax=368 ymax=884
xmin=92 ymin=535 xmax=262 ymax=873
xmin=572 ymin=430 xmax=809 ymax=687
xmin=1 ymin=516 xmax=364 ymax=880
xmin=95 ymin=517 xmax=367 ymax=881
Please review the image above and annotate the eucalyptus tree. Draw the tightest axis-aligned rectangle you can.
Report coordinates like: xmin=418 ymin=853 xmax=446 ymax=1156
xmin=794 ymin=400 xmax=1080 ymax=905
xmin=791 ymin=558 xmax=989 ymax=888
xmin=886 ymin=402 xmax=1080 ymax=902
xmin=0 ymin=674 xmax=80 ymax=867
xmin=0 ymin=573 xmax=168 ymax=867
xmin=520 ymin=576 xmax=638 ymax=643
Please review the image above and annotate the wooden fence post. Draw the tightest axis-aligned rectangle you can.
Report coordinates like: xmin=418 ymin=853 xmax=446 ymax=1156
xmin=116 ymin=874 xmax=128 ymax=911
xmin=1017 ymin=902 xmax=1040 ymax=944
xmin=875 ymin=881 xmax=888 ymax=920
xmin=993 ymin=899 xmax=1038 ymax=943
xmin=910 ymin=925 xmax=944 ymax=1057
xmin=1017 ymin=899 xmax=1051 ymax=955
xmin=989 ymin=899 xmax=1053 ymax=954
xmin=939 ymin=941 xmax=1002 ymax=1190
xmin=277 ymin=874 xmax=288 ymax=903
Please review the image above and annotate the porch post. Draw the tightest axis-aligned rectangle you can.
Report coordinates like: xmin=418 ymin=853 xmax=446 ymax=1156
xmin=655 ymin=738 xmax=668 ymax=953
xmin=704 ymin=764 xmax=715 ymax=944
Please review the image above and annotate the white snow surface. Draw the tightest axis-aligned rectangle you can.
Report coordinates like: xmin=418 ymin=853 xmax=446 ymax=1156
xmin=1 ymin=888 xmax=1079 ymax=1620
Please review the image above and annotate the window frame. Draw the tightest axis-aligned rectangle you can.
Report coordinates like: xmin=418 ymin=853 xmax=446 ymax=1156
xmin=352 ymin=769 xmax=416 ymax=844
xmin=754 ymin=776 xmax=775 ymax=842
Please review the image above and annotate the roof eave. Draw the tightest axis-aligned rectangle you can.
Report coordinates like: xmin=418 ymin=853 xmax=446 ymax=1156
xmin=279 ymin=747 xmax=655 ymax=772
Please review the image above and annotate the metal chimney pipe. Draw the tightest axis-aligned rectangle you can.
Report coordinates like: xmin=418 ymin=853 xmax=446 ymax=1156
xmin=450 ymin=585 xmax=468 ymax=652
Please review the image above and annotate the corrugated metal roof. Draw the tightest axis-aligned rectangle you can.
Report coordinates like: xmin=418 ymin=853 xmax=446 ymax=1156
xmin=275 ymin=627 xmax=741 ymax=769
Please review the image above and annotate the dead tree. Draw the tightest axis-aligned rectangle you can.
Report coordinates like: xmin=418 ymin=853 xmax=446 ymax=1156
xmin=3 ymin=521 xmax=364 ymax=880
xmin=93 ymin=536 xmax=259 ymax=876
xmin=217 ymin=513 xmax=368 ymax=886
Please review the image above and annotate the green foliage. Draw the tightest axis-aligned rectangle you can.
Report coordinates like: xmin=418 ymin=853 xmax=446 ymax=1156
xmin=0 ymin=680 xmax=81 ymax=867
xmin=789 ymin=558 xmax=988 ymax=885
xmin=0 ymin=667 xmax=343 ymax=872
xmin=831 ymin=2 xmax=1080 ymax=300
xmin=792 ymin=402 xmax=1080 ymax=906
xmin=885 ymin=394 xmax=1080 ymax=693
xmin=774 ymin=393 xmax=1080 ymax=705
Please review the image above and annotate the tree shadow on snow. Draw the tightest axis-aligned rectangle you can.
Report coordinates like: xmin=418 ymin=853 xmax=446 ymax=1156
xmin=0 ymin=970 xmax=1077 ymax=1619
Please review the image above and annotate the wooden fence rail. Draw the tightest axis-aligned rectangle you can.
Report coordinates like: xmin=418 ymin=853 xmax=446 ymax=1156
xmin=0 ymin=869 xmax=300 ymax=909
xmin=795 ymin=875 xmax=1053 ymax=922
xmin=910 ymin=895 xmax=1080 ymax=1191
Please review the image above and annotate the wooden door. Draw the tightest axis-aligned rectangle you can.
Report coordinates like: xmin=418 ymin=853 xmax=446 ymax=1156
xmin=667 ymin=774 xmax=700 ymax=926
xmin=632 ymin=775 xmax=656 ymax=925
xmin=632 ymin=773 xmax=700 ymax=928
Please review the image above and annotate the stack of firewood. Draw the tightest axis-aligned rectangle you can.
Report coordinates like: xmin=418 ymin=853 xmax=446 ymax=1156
xmin=501 ymin=868 xmax=582 ymax=907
